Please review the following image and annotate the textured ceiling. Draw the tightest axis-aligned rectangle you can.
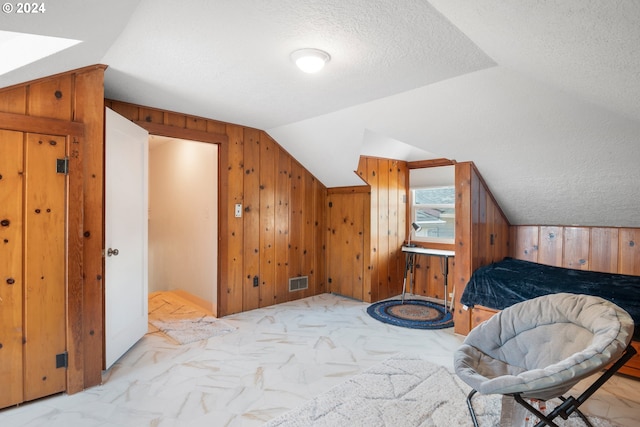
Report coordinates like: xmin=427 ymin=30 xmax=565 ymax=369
xmin=2 ymin=0 xmax=640 ymax=227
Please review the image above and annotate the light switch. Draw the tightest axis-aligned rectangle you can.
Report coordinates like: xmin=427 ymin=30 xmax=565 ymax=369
xmin=235 ymin=203 xmax=242 ymax=217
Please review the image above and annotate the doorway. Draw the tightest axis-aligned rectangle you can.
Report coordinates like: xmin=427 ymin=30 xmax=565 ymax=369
xmin=148 ymin=136 xmax=218 ymax=314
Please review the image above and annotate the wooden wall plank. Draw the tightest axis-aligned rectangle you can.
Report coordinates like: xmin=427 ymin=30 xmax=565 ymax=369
xmin=0 ymin=86 xmax=26 ymax=114
xmin=512 ymin=226 xmax=539 ymax=261
xmin=619 ymin=229 xmax=640 ymax=275
xmin=314 ymin=178 xmax=327 ymax=295
xmin=388 ymin=161 xmax=401 ymax=297
xmin=590 ymin=228 xmax=619 ymax=273
xmin=74 ymin=69 xmax=104 ymax=389
xmin=242 ymin=128 xmax=260 ymax=311
xmin=454 ymin=162 xmax=473 ymax=335
xmin=27 ymin=76 xmax=73 ymax=120
xmin=377 ymin=159 xmax=390 ymax=300
xmin=224 ymin=125 xmax=244 ymax=314
xmin=274 ymin=148 xmax=290 ymax=304
xmin=302 ymin=171 xmax=315 ymax=298
xmin=23 ymin=133 xmax=67 ymax=401
xmin=326 ymin=192 xmax=367 ymax=300
xmin=289 ymin=163 xmax=304 ymax=296
xmin=563 ymin=227 xmax=590 ymax=270
xmin=538 ymin=226 xmax=563 ymax=266
xmin=366 ymin=158 xmax=379 ymax=302
xmin=0 ymin=130 xmax=24 ymax=408
xmin=259 ymin=134 xmax=276 ymax=307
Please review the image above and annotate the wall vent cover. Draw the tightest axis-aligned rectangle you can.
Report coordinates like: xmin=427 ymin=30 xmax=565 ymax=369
xmin=289 ymin=276 xmax=308 ymax=292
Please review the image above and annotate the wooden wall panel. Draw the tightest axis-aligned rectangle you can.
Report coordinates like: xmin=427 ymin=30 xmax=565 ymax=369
xmin=289 ymin=162 xmax=304 ymax=299
xmin=510 ymin=226 xmax=640 ymax=276
xmin=326 ymin=190 xmax=367 ymax=300
xmin=0 ymin=65 xmax=106 ymax=396
xmin=388 ymin=161 xmax=402 ymax=297
xmin=314 ymin=177 xmax=327 ymax=296
xmin=27 ymin=77 xmax=73 ymax=120
xmin=302 ymin=171 xmax=316 ymax=297
xmin=259 ymin=135 xmax=276 ymax=306
xmin=365 ymin=158 xmax=379 ymax=301
xmin=563 ymin=227 xmax=590 ymax=270
xmin=454 ymin=163 xmax=473 ymax=335
xmin=243 ymin=128 xmax=261 ymax=311
xmin=512 ymin=226 xmax=539 ymax=261
xmin=74 ymin=69 xmax=104 ymax=389
xmin=538 ymin=226 xmax=564 ymax=266
xmin=590 ymin=228 xmax=619 ymax=273
xmin=274 ymin=148 xmax=290 ymax=304
xmin=0 ymin=86 xmax=26 ymax=114
xmin=454 ymin=162 xmax=511 ymax=335
xmin=618 ymin=229 xmax=640 ymax=276
xmin=377 ymin=159 xmax=390 ymax=300
xmin=0 ymin=130 xmax=24 ymax=408
xmin=224 ymin=125 xmax=244 ymax=314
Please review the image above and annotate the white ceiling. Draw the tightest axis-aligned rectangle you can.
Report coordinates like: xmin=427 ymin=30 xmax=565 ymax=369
xmin=2 ymin=0 xmax=639 ymax=227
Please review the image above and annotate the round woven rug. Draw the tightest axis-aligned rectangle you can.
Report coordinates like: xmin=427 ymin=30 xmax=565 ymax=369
xmin=366 ymin=299 xmax=454 ymax=329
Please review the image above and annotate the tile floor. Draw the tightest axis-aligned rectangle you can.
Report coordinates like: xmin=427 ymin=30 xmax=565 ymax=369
xmin=1 ymin=293 xmax=638 ymax=426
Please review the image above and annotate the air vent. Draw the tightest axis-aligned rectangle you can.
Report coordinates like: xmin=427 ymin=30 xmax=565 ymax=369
xmin=289 ymin=276 xmax=308 ymax=292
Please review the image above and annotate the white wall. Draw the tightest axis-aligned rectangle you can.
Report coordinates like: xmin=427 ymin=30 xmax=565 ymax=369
xmin=148 ymin=137 xmax=218 ymax=310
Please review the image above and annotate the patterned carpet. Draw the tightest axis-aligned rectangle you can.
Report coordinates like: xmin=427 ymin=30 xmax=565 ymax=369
xmin=264 ymin=354 xmax=620 ymax=427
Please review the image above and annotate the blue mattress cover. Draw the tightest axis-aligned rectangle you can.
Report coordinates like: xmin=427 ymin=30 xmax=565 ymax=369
xmin=460 ymin=258 xmax=640 ymax=340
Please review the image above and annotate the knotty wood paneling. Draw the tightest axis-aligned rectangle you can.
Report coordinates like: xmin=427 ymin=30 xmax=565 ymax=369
xmin=243 ymin=128 xmax=261 ymax=311
xmin=510 ymin=226 xmax=640 ymax=276
xmin=590 ymin=228 xmax=619 ymax=274
xmin=0 ymin=65 xmax=105 ymax=396
xmin=619 ymin=229 xmax=640 ymax=276
xmin=356 ymin=156 xmax=408 ymax=303
xmin=0 ymin=130 xmax=24 ymax=408
xmin=74 ymin=69 xmax=104 ymax=389
xmin=274 ymin=147 xmax=291 ymax=304
xmin=454 ymin=162 xmax=511 ymax=335
xmin=259 ymin=135 xmax=276 ymax=305
xmin=327 ymin=189 xmax=368 ymax=300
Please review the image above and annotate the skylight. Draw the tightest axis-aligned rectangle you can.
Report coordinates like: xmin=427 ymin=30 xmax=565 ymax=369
xmin=0 ymin=30 xmax=81 ymax=76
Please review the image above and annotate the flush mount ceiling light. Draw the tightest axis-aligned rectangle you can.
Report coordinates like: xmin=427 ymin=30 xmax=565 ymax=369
xmin=290 ymin=48 xmax=331 ymax=73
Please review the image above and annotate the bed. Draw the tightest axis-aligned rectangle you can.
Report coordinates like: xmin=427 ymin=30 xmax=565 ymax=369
xmin=460 ymin=258 xmax=640 ymax=378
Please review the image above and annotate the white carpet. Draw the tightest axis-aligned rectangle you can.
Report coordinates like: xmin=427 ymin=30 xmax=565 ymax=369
xmin=264 ymin=354 xmax=620 ymax=427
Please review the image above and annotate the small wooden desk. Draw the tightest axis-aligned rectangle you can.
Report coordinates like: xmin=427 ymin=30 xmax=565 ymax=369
xmin=401 ymin=245 xmax=455 ymax=310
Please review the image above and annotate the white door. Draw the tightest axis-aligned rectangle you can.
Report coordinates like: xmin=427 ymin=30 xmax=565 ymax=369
xmin=104 ymin=108 xmax=149 ymax=369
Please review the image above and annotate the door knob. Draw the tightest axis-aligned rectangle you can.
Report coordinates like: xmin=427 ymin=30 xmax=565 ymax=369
xmin=107 ymin=248 xmax=119 ymax=257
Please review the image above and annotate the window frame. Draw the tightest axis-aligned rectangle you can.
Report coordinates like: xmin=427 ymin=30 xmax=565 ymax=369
xmin=409 ymin=185 xmax=456 ymax=244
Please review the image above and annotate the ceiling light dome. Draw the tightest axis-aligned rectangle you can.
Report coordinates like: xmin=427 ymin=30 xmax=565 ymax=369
xmin=291 ymin=48 xmax=331 ymax=73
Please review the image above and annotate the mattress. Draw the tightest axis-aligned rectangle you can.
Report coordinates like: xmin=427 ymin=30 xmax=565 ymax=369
xmin=460 ymin=257 xmax=640 ymax=340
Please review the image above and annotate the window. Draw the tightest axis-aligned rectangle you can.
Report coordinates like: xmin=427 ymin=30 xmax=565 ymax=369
xmin=411 ymin=186 xmax=455 ymax=243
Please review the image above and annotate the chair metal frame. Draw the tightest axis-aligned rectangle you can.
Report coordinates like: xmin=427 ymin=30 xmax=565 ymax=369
xmin=465 ymin=343 xmax=637 ymax=427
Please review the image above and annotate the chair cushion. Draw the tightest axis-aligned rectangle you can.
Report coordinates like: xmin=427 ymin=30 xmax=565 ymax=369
xmin=454 ymin=293 xmax=634 ymax=400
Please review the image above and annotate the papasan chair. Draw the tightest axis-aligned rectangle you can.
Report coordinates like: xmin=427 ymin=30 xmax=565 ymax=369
xmin=454 ymin=293 xmax=636 ymax=427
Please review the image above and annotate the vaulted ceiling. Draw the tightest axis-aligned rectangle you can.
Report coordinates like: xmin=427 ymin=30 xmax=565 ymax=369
xmin=2 ymin=0 xmax=639 ymax=227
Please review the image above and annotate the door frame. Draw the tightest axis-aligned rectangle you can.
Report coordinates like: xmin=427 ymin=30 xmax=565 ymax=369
xmin=127 ymin=121 xmax=227 ymax=317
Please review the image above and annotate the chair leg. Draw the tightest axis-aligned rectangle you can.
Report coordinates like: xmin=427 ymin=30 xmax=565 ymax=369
xmin=513 ymin=394 xmax=561 ymax=427
xmin=528 ymin=343 xmax=637 ymax=427
xmin=466 ymin=389 xmax=480 ymax=427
